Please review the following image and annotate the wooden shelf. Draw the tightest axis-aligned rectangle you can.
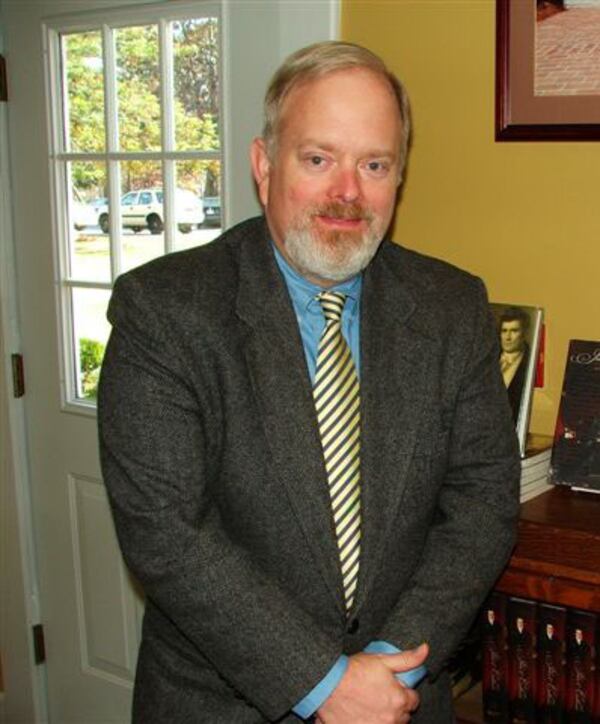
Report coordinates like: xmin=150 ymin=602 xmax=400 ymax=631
xmin=495 ymin=486 xmax=600 ymax=612
xmin=453 ymin=486 xmax=600 ymax=724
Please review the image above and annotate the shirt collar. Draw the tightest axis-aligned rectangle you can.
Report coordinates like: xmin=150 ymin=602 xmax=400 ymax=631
xmin=272 ymin=242 xmax=362 ymax=312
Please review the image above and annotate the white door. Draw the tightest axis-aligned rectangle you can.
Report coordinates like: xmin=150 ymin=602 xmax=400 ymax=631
xmin=2 ymin=1 xmax=338 ymax=721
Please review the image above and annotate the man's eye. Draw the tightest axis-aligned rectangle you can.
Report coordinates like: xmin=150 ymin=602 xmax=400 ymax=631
xmin=309 ymin=155 xmax=325 ymax=166
xmin=367 ymin=161 xmax=387 ymax=173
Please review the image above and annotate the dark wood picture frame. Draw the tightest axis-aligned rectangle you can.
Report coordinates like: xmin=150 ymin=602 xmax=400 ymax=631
xmin=0 ymin=55 xmax=7 ymax=103
xmin=496 ymin=0 xmax=600 ymax=141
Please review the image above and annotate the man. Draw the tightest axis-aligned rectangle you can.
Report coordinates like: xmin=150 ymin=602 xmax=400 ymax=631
xmin=98 ymin=41 xmax=519 ymax=723
xmin=498 ymin=307 xmax=530 ymax=424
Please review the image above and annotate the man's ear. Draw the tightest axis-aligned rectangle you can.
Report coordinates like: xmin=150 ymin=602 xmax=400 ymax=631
xmin=250 ymin=137 xmax=271 ymax=207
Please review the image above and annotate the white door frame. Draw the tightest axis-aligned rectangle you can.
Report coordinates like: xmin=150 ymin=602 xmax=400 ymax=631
xmin=0 ymin=92 xmax=49 ymax=724
xmin=0 ymin=0 xmax=339 ymax=720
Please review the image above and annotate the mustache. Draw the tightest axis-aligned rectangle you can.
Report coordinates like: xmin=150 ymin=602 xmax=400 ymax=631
xmin=309 ymin=202 xmax=374 ymax=222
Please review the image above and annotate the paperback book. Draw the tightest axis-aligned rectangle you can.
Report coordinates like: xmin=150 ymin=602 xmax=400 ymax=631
xmin=521 ymin=435 xmax=553 ymax=503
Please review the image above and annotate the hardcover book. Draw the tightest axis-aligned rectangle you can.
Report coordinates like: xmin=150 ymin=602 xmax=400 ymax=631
xmin=550 ymin=340 xmax=600 ymax=493
xmin=537 ymin=604 xmax=567 ymax=723
xmin=507 ymin=597 xmax=539 ymax=724
xmin=565 ymin=609 xmax=597 ymax=723
xmin=482 ymin=591 xmax=510 ymax=722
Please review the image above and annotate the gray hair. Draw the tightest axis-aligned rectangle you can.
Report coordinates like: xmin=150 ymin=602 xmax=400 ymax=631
xmin=262 ymin=41 xmax=411 ymax=181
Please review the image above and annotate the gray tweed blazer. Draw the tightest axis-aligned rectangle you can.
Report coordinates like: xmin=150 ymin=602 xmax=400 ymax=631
xmin=98 ymin=216 xmax=520 ymax=723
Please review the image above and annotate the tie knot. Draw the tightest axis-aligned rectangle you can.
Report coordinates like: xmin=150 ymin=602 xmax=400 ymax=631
xmin=317 ymin=291 xmax=347 ymax=324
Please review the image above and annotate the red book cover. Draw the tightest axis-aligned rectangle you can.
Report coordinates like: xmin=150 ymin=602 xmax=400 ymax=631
xmin=565 ymin=610 xmax=597 ymax=723
xmin=537 ymin=603 xmax=567 ymax=723
xmin=593 ymin=621 xmax=600 ymax=724
xmin=536 ymin=324 xmax=546 ymax=388
xmin=508 ymin=597 xmax=538 ymax=723
xmin=482 ymin=591 xmax=510 ymax=722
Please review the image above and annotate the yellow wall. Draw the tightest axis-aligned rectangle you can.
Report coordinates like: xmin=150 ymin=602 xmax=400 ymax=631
xmin=342 ymin=0 xmax=600 ymax=436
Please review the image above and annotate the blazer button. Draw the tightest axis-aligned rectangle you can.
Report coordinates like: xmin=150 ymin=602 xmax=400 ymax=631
xmin=347 ymin=618 xmax=360 ymax=634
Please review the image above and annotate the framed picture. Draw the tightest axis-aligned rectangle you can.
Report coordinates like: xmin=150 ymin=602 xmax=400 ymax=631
xmin=496 ymin=0 xmax=600 ymax=140
xmin=491 ymin=303 xmax=544 ymax=457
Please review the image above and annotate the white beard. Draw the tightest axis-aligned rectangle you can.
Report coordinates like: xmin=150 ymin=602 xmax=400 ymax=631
xmin=283 ymin=204 xmax=386 ymax=283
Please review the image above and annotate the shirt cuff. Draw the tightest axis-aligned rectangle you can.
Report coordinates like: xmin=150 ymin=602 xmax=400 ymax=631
xmin=364 ymin=640 xmax=427 ymax=688
xmin=364 ymin=640 xmax=402 ymax=655
xmin=292 ymin=655 xmax=349 ymax=719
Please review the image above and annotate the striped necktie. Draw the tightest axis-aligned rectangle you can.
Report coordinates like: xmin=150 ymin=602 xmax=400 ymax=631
xmin=313 ymin=291 xmax=361 ymax=613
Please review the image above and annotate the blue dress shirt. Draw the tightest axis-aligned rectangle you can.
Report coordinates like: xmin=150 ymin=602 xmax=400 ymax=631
xmin=272 ymin=245 xmax=361 ymax=383
xmin=273 ymin=245 xmax=426 ymax=719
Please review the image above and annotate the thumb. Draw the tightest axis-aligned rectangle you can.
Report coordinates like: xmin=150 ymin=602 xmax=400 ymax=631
xmin=378 ymin=642 xmax=429 ymax=673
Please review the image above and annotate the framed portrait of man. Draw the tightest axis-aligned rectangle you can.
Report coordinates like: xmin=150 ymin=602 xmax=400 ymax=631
xmin=491 ymin=303 xmax=544 ymax=457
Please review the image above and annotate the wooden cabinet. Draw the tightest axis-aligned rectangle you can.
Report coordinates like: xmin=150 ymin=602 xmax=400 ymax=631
xmin=454 ymin=486 xmax=600 ymax=723
xmin=495 ymin=486 xmax=600 ymax=613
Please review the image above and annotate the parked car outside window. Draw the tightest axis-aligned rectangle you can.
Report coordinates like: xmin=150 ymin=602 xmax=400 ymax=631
xmin=202 ymin=196 xmax=221 ymax=227
xmin=97 ymin=188 xmax=205 ymax=234
xmin=72 ymin=188 xmax=98 ymax=230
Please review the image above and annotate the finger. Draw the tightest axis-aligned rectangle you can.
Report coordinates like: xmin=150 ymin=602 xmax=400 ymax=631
xmin=379 ymin=642 xmax=429 ymax=673
xmin=406 ymin=687 xmax=421 ymax=712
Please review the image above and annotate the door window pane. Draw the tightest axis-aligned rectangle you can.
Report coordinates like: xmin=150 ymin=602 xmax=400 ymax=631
xmin=116 ymin=25 xmax=161 ymax=152
xmin=72 ymin=287 xmax=111 ymax=401
xmin=120 ymin=161 xmax=164 ymax=272
xmin=69 ymin=161 xmax=110 ymax=282
xmin=62 ymin=31 xmax=105 ymax=152
xmin=173 ymin=159 xmax=221 ymax=252
xmin=173 ymin=18 xmax=220 ymax=152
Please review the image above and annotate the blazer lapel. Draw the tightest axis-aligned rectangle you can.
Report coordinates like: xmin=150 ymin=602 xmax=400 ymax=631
xmin=354 ymin=243 xmax=440 ymax=613
xmin=235 ymin=223 xmax=346 ymax=613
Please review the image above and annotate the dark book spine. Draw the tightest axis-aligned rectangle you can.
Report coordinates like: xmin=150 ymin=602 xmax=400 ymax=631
xmin=482 ymin=591 xmax=510 ymax=722
xmin=537 ymin=603 xmax=567 ymax=723
xmin=508 ymin=597 xmax=538 ymax=724
xmin=593 ymin=620 xmax=600 ymax=724
xmin=565 ymin=609 xmax=597 ymax=724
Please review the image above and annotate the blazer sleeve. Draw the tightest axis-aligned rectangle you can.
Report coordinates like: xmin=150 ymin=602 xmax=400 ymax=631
xmin=375 ymin=278 xmax=521 ymax=677
xmin=97 ymin=272 xmax=341 ymax=720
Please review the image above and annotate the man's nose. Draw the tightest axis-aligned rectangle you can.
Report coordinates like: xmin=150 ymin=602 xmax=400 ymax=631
xmin=329 ymin=166 xmax=361 ymax=203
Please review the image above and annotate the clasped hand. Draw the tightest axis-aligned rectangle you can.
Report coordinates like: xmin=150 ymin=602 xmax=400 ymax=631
xmin=315 ymin=643 xmax=428 ymax=724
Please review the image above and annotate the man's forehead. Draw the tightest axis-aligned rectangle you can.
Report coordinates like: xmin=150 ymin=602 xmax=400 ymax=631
xmin=275 ymin=68 xmax=403 ymax=154
xmin=279 ymin=67 xmax=401 ymax=122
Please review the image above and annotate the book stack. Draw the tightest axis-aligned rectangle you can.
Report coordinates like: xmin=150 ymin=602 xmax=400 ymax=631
xmin=481 ymin=593 xmax=600 ymax=723
xmin=521 ymin=435 xmax=553 ymax=503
